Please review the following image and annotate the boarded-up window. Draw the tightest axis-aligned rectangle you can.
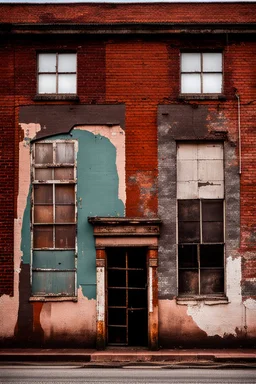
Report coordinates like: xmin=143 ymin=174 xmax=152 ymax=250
xmin=32 ymin=140 xmax=77 ymax=296
xmin=177 ymin=143 xmax=224 ymax=296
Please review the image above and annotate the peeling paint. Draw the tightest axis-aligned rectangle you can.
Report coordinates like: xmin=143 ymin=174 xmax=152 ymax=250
xmin=187 ymin=257 xmax=244 ymax=338
xmin=40 ymin=288 xmax=96 ymax=346
xmin=74 ymin=125 xmax=126 ymax=207
xmin=0 ymin=123 xmax=41 ymax=340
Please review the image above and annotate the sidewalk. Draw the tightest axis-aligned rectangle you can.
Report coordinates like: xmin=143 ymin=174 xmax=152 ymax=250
xmin=0 ymin=348 xmax=255 ymax=367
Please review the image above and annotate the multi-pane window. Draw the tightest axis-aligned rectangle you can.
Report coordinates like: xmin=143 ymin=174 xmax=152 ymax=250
xmin=181 ymin=52 xmax=223 ymax=94
xmin=177 ymin=143 xmax=225 ymax=296
xmin=37 ymin=53 xmax=77 ymax=94
xmin=31 ymin=141 xmax=77 ymax=296
xmin=178 ymin=200 xmax=224 ymax=295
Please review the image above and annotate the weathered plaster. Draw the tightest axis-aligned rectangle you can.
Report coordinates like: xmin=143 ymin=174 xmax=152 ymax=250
xmin=40 ymin=288 xmax=96 ymax=346
xmin=0 ymin=123 xmax=40 ymax=340
xmin=187 ymin=257 xmax=245 ymax=338
xmin=74 ymin=125 xmax=126 ymax=206
xmin=1 ymin=121 xmax=125 ymax=345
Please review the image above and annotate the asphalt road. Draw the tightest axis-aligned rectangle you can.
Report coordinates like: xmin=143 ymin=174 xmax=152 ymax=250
xmin=0 ymin=367 xmax=255 ymax=384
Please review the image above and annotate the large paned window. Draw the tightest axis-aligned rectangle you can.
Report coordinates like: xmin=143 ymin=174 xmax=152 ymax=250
xmin=31 ymin=140 xmax=77 ymax=297
xmin=181 ymin=52 xmax=223 ymax=94
xmin=37 ymin=53 xmax=77 ymax=94
xmin=177 ymin=143 xmax=225 ymax=296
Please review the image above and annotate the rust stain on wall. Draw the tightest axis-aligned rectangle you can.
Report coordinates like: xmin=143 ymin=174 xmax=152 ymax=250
xmin=128 ymin=171 xmax=157 ymax=217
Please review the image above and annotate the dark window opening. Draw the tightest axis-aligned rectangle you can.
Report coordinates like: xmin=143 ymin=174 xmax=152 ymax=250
xmin=178 ymin=200 xmax=224 ymax=296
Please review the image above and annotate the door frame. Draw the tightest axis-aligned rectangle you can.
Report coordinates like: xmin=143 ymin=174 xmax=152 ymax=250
xmin=88 ymin=217 xmax=161 ymax=350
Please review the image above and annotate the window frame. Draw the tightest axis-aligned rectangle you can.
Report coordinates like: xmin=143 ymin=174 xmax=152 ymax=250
xmin=177 ymin=198 xmax=225 ymax=297
xmin=30 ymin=139 xmax=78 ymax=299
xmin=37 ymin=52 xmax=77 ymax=96
xmin=180 ymin=51 xmax=223 ymax=97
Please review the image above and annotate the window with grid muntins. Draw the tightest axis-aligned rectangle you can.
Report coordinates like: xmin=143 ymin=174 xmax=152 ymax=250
xmin=37 ymin=53 xmax=77 ymax=94
xmin=178 ymin=199 xmax=224 ymax=295
xmin=31 ymin=141 xmax=77 ymax=296
xmin=181 ymin=52 xmax=223 ymax=94
xmin=177 ymin=142 xmax=225 ymax=296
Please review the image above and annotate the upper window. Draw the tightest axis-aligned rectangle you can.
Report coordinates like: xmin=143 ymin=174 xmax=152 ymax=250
xmin=181 ymin=52 xmax=223 ymax=95
xmin=37 ymin=53 xmax=77 ymax=94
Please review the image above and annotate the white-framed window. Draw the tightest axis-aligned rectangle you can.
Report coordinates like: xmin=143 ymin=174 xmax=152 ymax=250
xmin=37 ymin=53 xmax=77 ymax=94
xmin=177 ymin=142 xmax=225 ymax=296
xmin=31 ymin=140 xmax=77 ymax=297
xmin=181 ymin=52 xmax=223 ymax=94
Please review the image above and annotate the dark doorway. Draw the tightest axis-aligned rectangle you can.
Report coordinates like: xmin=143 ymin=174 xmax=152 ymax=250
xmin=106 ymin=247 xmax=148 ymax=346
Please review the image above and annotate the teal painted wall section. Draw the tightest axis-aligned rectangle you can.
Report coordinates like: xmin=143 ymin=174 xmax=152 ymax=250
xmin=21 ymin=128 xmax=125 ymax=300
xmin=21 ymin=186 xmax=31 ymax=265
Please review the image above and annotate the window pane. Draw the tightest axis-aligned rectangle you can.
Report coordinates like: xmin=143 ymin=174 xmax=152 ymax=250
xmin=55 ymin=185 xmax=75 ymax=204
xmin=38 ymin=74 xmax=56 ymax=94
xmin=181 ymin=74 xmax=201 ymax=93
xmin=178 ymin=200 xmax=200 ymax=222
xmin=55 ymin=225 xmax=76 ymax=248
xmin=35 ymin=168 xmax=53 ymax=181
xmin=202 ymin=222 xmax=224 ymax=243
xmin=34 ymin=185 xmax=53 ymax=204
xmin=202 ymin=200 xmax=223 ymax=222
xmin=200 ymin=245 xmax=224 ymax=268
xmin=203 ymin=74 xmax=222 ymax=93
xmin=56 ymin=143 xmax=74 ymax=163
xmin=179 ymin=270 xmax=199 ymax=295
xmin=56 ymin=205 xmax=75 ymax=223
xmin=58 ymin=54 xmax=76 ymax=72
xmin=179 ymin=245 xmax=198 ymax=268
xmin=200 ymin=269 xmax=224 ymax=294
xmin=178 ymin=222 xmax=200 ymax=243
xmin=54 ymin=168 xmax=74 ymax=180
xmin=108 ymin=308 xmax=126 ymax=326
xmin=33 ymin=250 xmax=75 ymax=269
xmin=34 ymin=205 xmax=53 ymax=224
xmin=34 ymin=226 xmax=53 ymax=248
xmin=203 ymin=53 xmax=222 ymax=72
xmin=181 ymin=53 xmax=201 ymax=72
xmin=38 ymin=53 xmax=56 ymax=73
xmin=35 ymin=143 xmax=53 ymax=164
xmin=58 ymin=74 xmax=76 ymax=93
xmin=32 ymin=271 xmax=75 ymax=296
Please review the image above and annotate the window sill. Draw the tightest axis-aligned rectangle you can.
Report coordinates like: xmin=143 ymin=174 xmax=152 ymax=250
xmin=176 ymin=295 xmax=228 ymax=305
xmin=178 ymin=94 xmax=226 ymax=101
xmin=34 ymin=95 xmax=79 ymax=102
xmin=29 ymin=296 xmax=78 ymax=302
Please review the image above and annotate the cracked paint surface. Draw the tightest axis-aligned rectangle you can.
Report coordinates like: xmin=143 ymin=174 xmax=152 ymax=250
xmin=0 ymin=123 xmax=40 ymax=340
xmin=1 ymin=123 xmax=125 ymax=345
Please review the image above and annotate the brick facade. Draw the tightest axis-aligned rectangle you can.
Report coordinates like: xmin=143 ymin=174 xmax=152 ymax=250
xmin=0 ymin=3 xmax=255 ymax=347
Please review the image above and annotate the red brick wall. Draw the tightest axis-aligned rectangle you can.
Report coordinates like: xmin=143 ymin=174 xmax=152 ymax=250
xmin=0 ymin=39 xmax=15 ymax=295
xmin=0 ymin=3 xmax=255 ymax=24
xmin=0 ymin=4 xmax=255 ymax=296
